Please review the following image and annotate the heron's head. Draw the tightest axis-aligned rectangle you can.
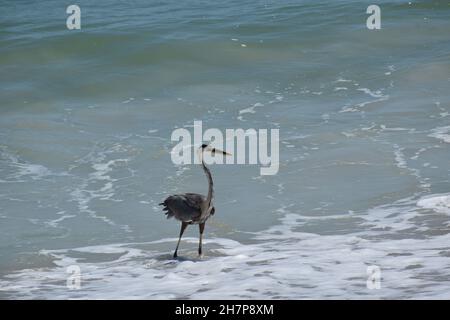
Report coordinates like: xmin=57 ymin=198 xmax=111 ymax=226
xmin=198 ymin=143 xmax=231 ymax=156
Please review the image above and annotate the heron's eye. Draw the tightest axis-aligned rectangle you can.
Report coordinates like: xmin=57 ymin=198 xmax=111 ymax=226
xmin=201 ymin=144 xmax=208 ymax=148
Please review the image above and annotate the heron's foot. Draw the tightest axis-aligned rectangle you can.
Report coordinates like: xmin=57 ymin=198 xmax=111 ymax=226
xmin=173 ymin=251 xmax=178 ymax=259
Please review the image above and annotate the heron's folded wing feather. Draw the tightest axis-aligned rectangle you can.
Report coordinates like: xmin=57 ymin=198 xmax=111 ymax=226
xmin=160 ymin=193 xmax=204 ymax=221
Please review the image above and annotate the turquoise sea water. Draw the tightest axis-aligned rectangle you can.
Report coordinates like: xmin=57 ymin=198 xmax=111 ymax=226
xmin=1 ymin=0 xmax=450 ymax=298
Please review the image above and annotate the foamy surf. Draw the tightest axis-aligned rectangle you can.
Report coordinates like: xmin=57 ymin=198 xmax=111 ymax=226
xmin=429 ymin=126 xmax=450 ymax=144
xmin=417 ymin=194 xmax=450 ymax=215
xmin=1 ymin=195 xmax=450 ymax=299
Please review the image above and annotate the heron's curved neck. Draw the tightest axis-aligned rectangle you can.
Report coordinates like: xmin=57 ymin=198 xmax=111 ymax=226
xmin=201 ymin=157 xmax=213 ymax=206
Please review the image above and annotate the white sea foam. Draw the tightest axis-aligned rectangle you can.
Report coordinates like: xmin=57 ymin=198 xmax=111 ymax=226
xmin=340 ymin=92 xmax=389 ymax=113
xmin=417 ymin=194 xmax=450 ymax=215
xmin=429 ymin=126 xmax=450 ymax=143
xmin=238 ymin=103 xmax=264 ymax=120
xmin=339 ymin=106 xmax=359 ymax=113
xmin=335 ymin=78 xmax=352 ymax=83
xmin=122 ymin=98 xmax=135 ymax=104
xmin=385 ymin=66 xmax=396 ymax=76
xmin=339 ymin=88 xmax=389 ymax=112
xmin=44 ymin=211 xmax=76 ymax=228
xmin=284 ymin=134 xmax=310 ymax=141
xmin=0 ymin=146 xmax=54 ymax=181
xmin=357 ymin=88 xmax=385 ymax=98
xmin=1 ymin=196 xmax=450 ymax=299
xmin=239 ymin=103 xmax=261 ymax=115
xmin=379 ymin=125 xmax=412 ymax=132
xmin=68 ymin=144 xmax=135 ymax=231
xmin=393 ymin=147 xmax=408 ymax=170
xmin=16 ymin=163 xmax=52 ymax=180
xmin=356 ymin=96 xmax=389 ymax=108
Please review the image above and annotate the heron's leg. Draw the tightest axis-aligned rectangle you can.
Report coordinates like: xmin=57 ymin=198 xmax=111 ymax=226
xmin=198 ymin=222 xmax=205 ymax=256
xmin=174 ymin=222 xmax=188 ymax=258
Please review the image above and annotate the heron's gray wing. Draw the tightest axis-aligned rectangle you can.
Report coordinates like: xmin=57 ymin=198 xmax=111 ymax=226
xmin=159 ymin=193 xmax=204 ymax=222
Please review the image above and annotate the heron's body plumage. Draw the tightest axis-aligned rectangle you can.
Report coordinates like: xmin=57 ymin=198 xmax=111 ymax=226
xmin=160 ymin=193 xmax=215 ymax=224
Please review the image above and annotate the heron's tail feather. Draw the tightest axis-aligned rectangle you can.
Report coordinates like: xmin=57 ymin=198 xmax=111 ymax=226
xmin=159 ymin=199 xmax=175 ymax=219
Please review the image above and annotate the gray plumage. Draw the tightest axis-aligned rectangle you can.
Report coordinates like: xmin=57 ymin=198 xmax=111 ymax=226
xmin=160 ymin=193 xmax=215 ymax=223
xmin=159 ymin=144 xmax=227 ymax=258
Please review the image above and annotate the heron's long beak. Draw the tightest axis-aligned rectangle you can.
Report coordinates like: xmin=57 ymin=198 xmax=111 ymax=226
xmin=210 ymin=148 xmax=232 ymax=156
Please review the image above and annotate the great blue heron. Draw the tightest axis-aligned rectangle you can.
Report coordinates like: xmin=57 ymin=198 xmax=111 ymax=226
xmin=160 ymin=144 xmax=231 ymax=258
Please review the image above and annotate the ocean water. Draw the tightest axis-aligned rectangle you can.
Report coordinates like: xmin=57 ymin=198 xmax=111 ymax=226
xmin=1 ymin=0 xmax=450 ymax=299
